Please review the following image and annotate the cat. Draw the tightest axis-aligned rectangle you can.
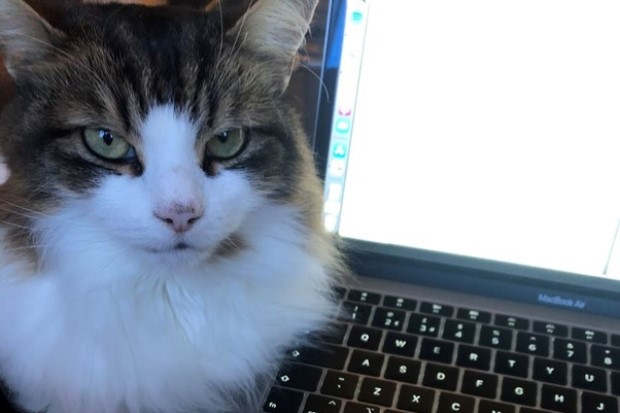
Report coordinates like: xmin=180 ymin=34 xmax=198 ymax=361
xmin=0 ymin=0 xmax=342 ymax=412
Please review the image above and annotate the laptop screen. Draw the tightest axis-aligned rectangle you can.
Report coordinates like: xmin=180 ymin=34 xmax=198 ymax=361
xmin=321 ymin=1 xmax=620 ymax=284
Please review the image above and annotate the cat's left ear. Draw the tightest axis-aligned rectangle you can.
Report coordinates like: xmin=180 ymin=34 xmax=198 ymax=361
xmin=0 ymin=0 xmax=66 ymax=79
xmin=228 ymin=0 xmax=319 ymax=93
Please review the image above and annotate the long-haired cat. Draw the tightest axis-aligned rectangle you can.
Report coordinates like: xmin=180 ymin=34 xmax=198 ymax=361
xmin=0 ymin=0 xmax=341 ymax=412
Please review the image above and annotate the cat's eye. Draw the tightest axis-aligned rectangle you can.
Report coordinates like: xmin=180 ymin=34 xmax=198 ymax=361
xmin=206 ymin=128 xmax=247 ymax=160
xmin=82 ymin=128 xmax=134 ymax=161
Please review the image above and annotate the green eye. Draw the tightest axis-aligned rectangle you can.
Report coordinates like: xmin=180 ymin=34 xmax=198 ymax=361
xmin=206 ymin=128 xmax=247 ymax=160
xmin=82 ymin=128 xmax=134 ymax=161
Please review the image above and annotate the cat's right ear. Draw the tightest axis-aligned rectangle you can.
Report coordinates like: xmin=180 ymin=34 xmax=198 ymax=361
xmin=0 ymin=0 xmax=65 ymax=79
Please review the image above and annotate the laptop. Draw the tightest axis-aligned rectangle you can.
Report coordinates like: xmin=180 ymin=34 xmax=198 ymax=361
xmin=263 ymin=0 xmax=620 ymax=412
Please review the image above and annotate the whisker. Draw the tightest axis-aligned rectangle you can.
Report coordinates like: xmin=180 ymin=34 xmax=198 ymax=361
xmin=0 ymin=220 xmax=31 ymax=231
xmin=297 ymin=60 xmax=329 ymax=100
xmin=0 ymin=206 xmax=40 ymax=221
xmin=1 ymin=244 xmax=56 ymax=252
xmin=0 ymin=198 xmax=53 ymax=218
xmin=216 ymin=0 xmax=224 ymax=64
xmin=229 ymin=2 xmax=251 ymax=56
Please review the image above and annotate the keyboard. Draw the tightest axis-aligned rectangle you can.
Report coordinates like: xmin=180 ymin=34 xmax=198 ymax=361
xmin=262 ymin=287 xmax=620 ymax=413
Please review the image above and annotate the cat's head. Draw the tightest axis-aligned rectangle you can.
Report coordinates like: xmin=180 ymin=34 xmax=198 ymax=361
xmin=0 ymin=0 xmax=327 ymax=270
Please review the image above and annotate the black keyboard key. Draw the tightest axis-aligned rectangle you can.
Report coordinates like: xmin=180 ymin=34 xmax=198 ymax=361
xmin=456 ymin=344 xmax=491 ymax=371
xmin=533 ymin=358 xmax=568 ymax=385
xmin=521 ymin=409 xmax=554 ymax=413
xmin=479 ymin=326 xmax=512 ymax=350
xmin=495 ymin=351 xmax=529 ymax=378
xmin=422 ymin=363 xmax=459 ymax=391
xmin=437 ymin=393 xmax=475 ymax=413
xmin=553 ymin=339 xmax=587 ymax=364
xmin=461 ymin=370 xmax=498 ymax=398
xmin=495 ymin=314 xmax=529 ymax=330
xmin=420 ymin=301 xmax=454 ymax=317
xmin=419 ymin=338 xmax=455 ymax=364
xmin=309 ymin=322 xmax=348 ymax=345
xmin=541 ymin=384 xmax=576 ymax=413
xmin=263 ymin=387 xmax=304 ymax=413
xmin=407 ymin=314 xmax=440 ymax=337
xmin=397 ymin=385 xmax=435 ymax=413
xmin=341 ymin=301 xmax=373 ymax=325
xmin=582 ymin=391 xmax=618 ymax=413
xmin=443 ymin=320 xmax=476 ymax=343
xmin=358 ymin=378 xmax=397 ymax=407
xmin=501 ymin=377 xmax=537 ymax=406
xmin=343 ymin=402 xmax=382 ymax=413
xmin=372 ymin=307 xmax=406 ymax=331
xmin=347 ymin=325 xmax=383 ymax=351
xmin=457 ymin=308 xmax=492 ymax=323
xmin=382 ymin=332 xmax=418 ymax=357
xmin=347 ymin=350 xmax=385 ymax=377
xmin=572 ymin=327 xmax=607 ymax=344
xmin=287 ymin=344 xmax=349 ymax=370
xmin=348 ymin=289 xmax=381 ymax=304
xmin=572 ymin=365 xmax=607 ymax=392
xmin=302 ymin=394 xmax=342 ymax=413
xmin=533 ymin=321 xmax=568 ymax=337
xmin=384 ymin=295 xmax=417 ymax=310
xmin=612 ymin=372 xmax=620 ymax=395
xmin=384 ymin=356 xmax=421 ymax=384
xmin=516 ymin=332 xmax=550 ymax=357
xmin=321 ymin=371 xmax=359 ymax=399
xmin=276 ymin=362 xmax=323 ymax=391
xmin=591 ymin=345 xmax=620 ymax=370
xmin=478 ymin=400 xmax=515 ymax=413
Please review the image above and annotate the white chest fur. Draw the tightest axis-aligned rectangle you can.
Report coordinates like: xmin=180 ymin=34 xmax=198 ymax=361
xmin=0 ymin=204 xmax=335 ymax=413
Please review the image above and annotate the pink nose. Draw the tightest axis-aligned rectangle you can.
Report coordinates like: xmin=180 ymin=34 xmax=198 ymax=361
xmin=154 ymin=204 xmax=203 ymax=233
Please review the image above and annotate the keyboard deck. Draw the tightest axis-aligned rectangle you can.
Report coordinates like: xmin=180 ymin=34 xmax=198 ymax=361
xmin=263 ymin=287 xmax=620 ymax=413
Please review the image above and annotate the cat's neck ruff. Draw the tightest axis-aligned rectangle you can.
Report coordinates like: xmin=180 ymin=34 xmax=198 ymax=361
xmin=0 ymin=202 xmax=334 ymax=413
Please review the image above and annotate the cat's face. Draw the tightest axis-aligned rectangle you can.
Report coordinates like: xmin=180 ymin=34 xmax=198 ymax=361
xmin=0 ymin=0 xmax=323 ymax=267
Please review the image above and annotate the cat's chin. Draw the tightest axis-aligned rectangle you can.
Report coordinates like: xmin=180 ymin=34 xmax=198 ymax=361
xmin=139 ymin=232 xmax=246 ymax=263
xmin=146 ymin=241 xmax=196 ymax=253
xmin=141 ymin=243 xmax=211 ymax=263
xmin=139 ymin=238 xmax=237 ymax=267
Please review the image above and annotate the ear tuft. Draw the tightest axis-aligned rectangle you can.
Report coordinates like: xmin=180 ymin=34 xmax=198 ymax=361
xmin=238 ymin=0 xmax=317 ymax=58
xmin=0 ymin=0 xmax=64 ymax=78
xmin=228 ymin=0 xmax=318 ymax=89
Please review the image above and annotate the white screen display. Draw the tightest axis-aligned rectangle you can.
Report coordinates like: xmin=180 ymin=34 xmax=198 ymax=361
xmin=325 ymin=0 xmax=620 ymax=279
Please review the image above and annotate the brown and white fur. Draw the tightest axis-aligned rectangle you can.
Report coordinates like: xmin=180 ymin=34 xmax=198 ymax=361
xmin=0 ymin=0 xmax=341 ymax=412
